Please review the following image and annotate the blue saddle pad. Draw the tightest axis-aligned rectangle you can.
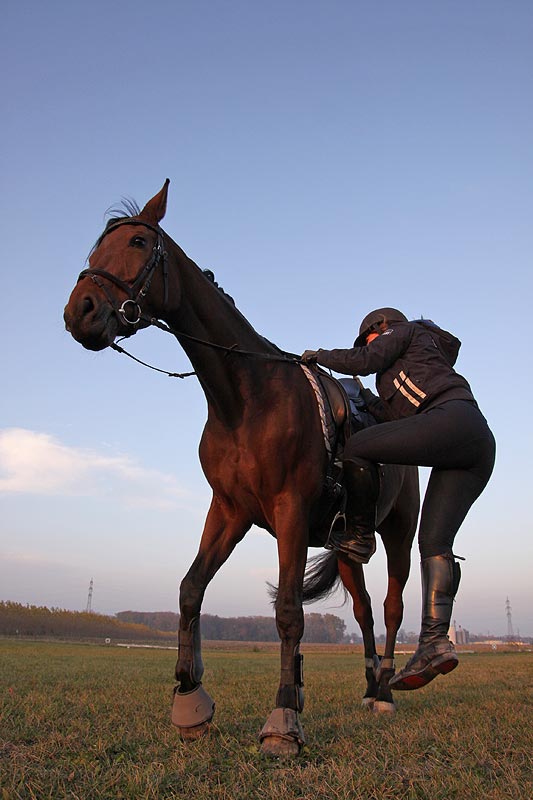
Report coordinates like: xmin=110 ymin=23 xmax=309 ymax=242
xmin=337 ymin=378 xmax=377 ymax=432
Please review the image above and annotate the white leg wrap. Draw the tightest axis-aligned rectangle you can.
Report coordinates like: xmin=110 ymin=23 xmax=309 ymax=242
xmin=375 ymin=657 xmax=395 ymax=681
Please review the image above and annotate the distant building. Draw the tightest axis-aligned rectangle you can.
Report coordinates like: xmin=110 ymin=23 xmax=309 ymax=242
xmin=448 ymin=620 xmax=469 ymax=645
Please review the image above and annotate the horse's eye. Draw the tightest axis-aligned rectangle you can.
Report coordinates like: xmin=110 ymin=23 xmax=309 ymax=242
xmin=130 ymin=236 xmax=146 ymax=248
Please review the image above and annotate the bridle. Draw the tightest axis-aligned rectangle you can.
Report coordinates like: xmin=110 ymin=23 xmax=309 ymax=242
xmin=77 ymin=218 xmax=168 ymax=327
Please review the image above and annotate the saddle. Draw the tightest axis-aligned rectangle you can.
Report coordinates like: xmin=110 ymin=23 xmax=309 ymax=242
xmin=316 ymin=370 xmax=352 ymax=441
xmin=302 ymin=367 xmax=375 ymax=457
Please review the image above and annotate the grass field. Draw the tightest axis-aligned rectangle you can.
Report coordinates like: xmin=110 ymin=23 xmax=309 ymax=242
xmin=1 ymin=640 xmax=531 ymax=800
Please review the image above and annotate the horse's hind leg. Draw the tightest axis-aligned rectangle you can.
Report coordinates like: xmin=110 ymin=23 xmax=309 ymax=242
xmin=375 ymin=510 xmax=416 ymax=714
xmin=337 ymin=555 xmax=380 ymax=709
xmin=173 ymin=496 xmax=250 ymax=738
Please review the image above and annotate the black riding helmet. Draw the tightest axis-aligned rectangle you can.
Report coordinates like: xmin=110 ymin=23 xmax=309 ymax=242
xmin=354 ymin=307 xmax=408 ymax=346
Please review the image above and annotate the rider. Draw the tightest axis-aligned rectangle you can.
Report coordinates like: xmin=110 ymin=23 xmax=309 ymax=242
xmin=301 ymin=308 xmax=495 ymax=691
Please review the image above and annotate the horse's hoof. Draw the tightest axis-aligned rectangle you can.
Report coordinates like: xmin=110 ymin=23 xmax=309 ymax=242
xmin=361 ymin=696 xmax=376 ymax=710
xmin=171 ymin=684 xmax=215 ymax=736
xmin=176 ymin=721 xmax=211 ymax=741
xmin=373 ymin=700 xmax=396 ymax=715
xmin=259 ymin=708 xmax=304 ymax=758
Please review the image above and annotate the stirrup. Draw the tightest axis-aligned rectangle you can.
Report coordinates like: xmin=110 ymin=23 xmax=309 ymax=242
xmin=325 ymin=511 xmax=346 ymax=550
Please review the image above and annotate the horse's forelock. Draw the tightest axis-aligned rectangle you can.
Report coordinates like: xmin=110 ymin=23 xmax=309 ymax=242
xmin=87 ymin=199 xmax=142 ymax=259
xmin=104 ymin=197 xmax=141 ymax=222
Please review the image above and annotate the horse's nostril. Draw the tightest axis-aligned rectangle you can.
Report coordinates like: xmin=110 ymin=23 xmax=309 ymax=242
xmin=82 ymin=296 xmax=95 ymax=316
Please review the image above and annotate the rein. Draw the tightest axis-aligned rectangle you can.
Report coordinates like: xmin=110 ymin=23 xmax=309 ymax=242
xmin=112 ymin=314 xmax=302 ymax=378
xmin=79 ymin=217 xmax=302 ymax=378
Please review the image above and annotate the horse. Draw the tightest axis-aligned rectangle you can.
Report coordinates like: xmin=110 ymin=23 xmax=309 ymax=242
xmin=64 ymin=180 xmax=420 ymax=757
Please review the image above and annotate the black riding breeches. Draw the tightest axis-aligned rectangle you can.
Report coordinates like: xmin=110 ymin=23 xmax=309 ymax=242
xmin=344 ymin=400 xmax=496 ymax=558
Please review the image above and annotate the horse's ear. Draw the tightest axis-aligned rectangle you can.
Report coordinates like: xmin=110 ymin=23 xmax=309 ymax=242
xmin=139 ymin=179 xmax=170 ymax=225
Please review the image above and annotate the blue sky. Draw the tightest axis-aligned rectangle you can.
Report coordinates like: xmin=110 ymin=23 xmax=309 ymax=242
xmin=1 ymin=1 xmax=532 ymax=637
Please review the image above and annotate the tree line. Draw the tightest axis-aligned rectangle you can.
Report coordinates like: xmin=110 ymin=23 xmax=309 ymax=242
xmin=1 ymin=602 xmax=348 ymax=643
xmin=116 ymin=610 xmax=348 ymax=643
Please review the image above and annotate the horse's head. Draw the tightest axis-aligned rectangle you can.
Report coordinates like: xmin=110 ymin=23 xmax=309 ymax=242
xmin=64 ymin=180 xmax=172 ymax=351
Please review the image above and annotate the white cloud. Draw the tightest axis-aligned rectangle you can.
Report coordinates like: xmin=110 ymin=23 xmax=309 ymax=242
xmin=0 ymin=428 xmax=194 ymax=510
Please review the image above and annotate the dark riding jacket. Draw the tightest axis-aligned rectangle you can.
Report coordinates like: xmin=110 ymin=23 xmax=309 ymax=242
xmin=315 ymin=321 xmax=476 ymax=420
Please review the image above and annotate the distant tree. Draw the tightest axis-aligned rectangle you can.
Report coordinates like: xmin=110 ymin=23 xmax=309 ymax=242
xmin=303 ymin=613 xmax=347 ymax=643
xmin=116 ymin=610 xmax=179 ymax=631
xmin=202 ymin=615 xmax=278 ymax=641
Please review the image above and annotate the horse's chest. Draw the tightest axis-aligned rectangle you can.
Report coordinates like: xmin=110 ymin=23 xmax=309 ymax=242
xmin=200 ymin=427 xmax=291 ymax=497
xmin=205 ymin=441 xmax=261 ymax=481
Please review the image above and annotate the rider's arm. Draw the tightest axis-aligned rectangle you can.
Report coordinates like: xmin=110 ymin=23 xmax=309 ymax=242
xmin=315 ymin=326 xmax=410 ymax=377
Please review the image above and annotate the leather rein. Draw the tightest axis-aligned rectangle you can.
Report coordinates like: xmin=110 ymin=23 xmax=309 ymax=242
xmin=77 ymin=218 xmax=301 ymax=378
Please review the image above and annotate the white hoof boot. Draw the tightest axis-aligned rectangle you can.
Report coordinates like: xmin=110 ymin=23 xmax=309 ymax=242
xmin=171 ymin=684 xmax=215 ymax=739
xmin=259 ymin=708 xmax=305 ymax=757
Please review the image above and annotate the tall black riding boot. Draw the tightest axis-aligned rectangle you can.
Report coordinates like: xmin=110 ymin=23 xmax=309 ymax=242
xmin=325 ymin=457 xmax=379 ymax=564
xmin=389 ymin=554 xmax=461 ymax=691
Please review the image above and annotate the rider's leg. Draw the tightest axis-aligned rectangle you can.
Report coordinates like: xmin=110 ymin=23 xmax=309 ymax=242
xmin=344 ymin=401 xmax=495 ymax=688
xmin=390 ymin=461 xmax=493 ymax=691
xmin=326 ymin=456 xmax=379 ymax=564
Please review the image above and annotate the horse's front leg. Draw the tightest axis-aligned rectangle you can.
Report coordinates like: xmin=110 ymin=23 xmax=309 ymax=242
xmin=260 ymin=501 xmax=308 ymax=757
xmin=172 ymin=495 xmax=250 ymax=739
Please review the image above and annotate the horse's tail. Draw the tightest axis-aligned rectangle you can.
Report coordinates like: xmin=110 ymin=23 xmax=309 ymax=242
xmin=267 ymin=550 xmax=346 ymax=605
xmin=302 ymin=551 xmax=345 ymax=604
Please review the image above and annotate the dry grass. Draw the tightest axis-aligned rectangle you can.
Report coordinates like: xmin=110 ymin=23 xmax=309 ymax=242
xmin=1 ymin=640 xmax=531 ymax=799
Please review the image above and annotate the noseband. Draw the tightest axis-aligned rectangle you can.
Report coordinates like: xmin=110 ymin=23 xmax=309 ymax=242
xmin=77 ymin=219 xmax=168 ymax=326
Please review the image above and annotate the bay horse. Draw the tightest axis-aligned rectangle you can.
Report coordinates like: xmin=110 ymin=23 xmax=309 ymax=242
xmin=64 ymin=181 xmax=419 ymax=756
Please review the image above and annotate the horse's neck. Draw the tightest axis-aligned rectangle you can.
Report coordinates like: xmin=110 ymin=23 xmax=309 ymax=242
xmin=164 ymin=241 xmax=277 ymax=426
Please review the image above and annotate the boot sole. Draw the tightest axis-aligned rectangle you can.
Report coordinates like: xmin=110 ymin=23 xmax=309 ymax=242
xmin=390 ymin=653 xmax=458 ymax=691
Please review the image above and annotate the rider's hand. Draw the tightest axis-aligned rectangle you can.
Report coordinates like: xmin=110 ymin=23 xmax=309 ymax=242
xmin=301 ymin=350 xmax=319 ymax=364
